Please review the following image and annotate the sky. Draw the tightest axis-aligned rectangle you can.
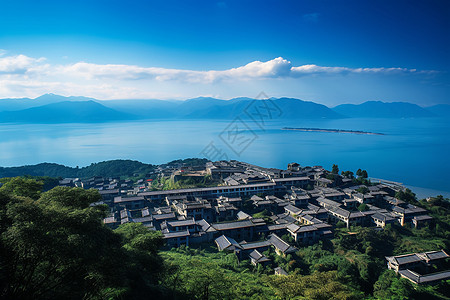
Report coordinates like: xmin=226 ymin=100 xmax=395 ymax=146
xmin=0 ymin=0 xmax=449 ymax=106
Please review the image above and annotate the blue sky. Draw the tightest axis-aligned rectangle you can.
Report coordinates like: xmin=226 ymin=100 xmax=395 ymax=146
xmin=0 ymin=0 xmax=448 ymax=106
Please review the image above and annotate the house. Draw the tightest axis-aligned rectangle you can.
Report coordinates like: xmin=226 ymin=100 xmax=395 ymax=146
xmin=217 ymin=196 xmax=243 ymax=208
xmin=319 ymin=188 xmax=345 ymax=201
xmin=298 ymin=214 xmax=322 ymax=225
xmin=272 ymin=177 xmax=310 ymax=189
xmin=152 ymin=212 xmax=177 ymax=230
xmin=271 ymin=213 xmax=297 ymax=225
xmin=342 ymin=199 xmax=359 ymax=210
xmin=386 ymin=250 xmax=449 ymax=272
xmin=286 ymin=223 xmax=333 ymax=245
xmin=289 ymin=187 xmax=311 ymax=207
xmin=412 ymin=215 xmax=433 ymax=228
xmin=162 ymin=218 xmax=198 ymax=233
xmin=371 ymin=212 xmax=396 ymax=228
xmin=266 ymin=195 xmax=290 ymax=213
xmin=284 ymin=204 xmax=302 ymax=216
xmin=386 ymin=250 xmax=450 ymax=284
xmin=274 ymin=267 xmax=288 ymax=276
xmin=287 ymin=162 xmax=300 ymax=172
xmin=215 ymin=203 xmax=239 ymax=221
xmin=267 ymin=224 xmax=288 ymax=236
xmin=316 ymin=177 xmax=333 ymax=187
xmin=249 ymin=250 xmax=271 ymax=266
xmin=215 ymin=235 xmax=243 ymax=252
xmin=174 ymin=199 xmax=214 ymax=221
xmin=268 ymin=234 xmax=297 ymax=256
xmin=237 ymin=211 xmax=252 ymax=220
xmin=251 ymin=195 xmax=273 ymax=211
xmin=211 ymin=219 xmax=266 ymax=241
xmin=240 ymin=240 xmax=272 ymax=254
xmin=113 ymin=196 xmax=148 ymax=210
xmin=326 ymin=206 xmax=368 ymax=228
xmin=163 ymin=230 xmax=190 ymax=247
xmin=316 ymin=197 xmax=341 ymax=210
xmin=353 ymin=193 xmax=375 ymax=204
xmin=392 ymin=204 xmax=428 ymax=226
xmin=103 ymin=216 xmax=120 ymax=229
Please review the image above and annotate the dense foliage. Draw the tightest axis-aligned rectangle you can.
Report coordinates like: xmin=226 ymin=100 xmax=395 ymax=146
xmin=0 ymin=177 xmax=449 ymax=299
xmin=0 ymin=160 xmax=156 ymax=179
xmin=0 ymin=178 xmax=164 ymax=299
xmin=166 ymin=158 xmax=209 ymax=167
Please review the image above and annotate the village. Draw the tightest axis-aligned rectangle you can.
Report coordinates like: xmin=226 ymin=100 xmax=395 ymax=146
xmin=59 ymin=160 xmax=449 ymax=285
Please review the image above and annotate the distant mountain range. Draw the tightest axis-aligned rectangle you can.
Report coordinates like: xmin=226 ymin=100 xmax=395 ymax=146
xmin=333 ymin=101 xmax=436 ymax=118
xmin=0 ymin=100 xmax=139 ymax=123
xmin=0 ymin=93 xmax=447 ymax=123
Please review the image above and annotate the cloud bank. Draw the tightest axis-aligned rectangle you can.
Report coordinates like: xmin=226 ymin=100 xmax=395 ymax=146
xmin=60 ymin=57 xmax=424 ymax=83
xmin=0 ymin=53 xmax=437 ymax=99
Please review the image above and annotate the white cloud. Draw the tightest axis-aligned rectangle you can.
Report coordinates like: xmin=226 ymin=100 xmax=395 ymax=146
xmin=58 ymin=57 xmax=426 ymax=83
xmin=0 ymin=53 xmax=436 ymax=99
xmin=0 ymin=54 xmax=46 ymax=74
xmin=291 ymin=64 xmax=412 ymax=76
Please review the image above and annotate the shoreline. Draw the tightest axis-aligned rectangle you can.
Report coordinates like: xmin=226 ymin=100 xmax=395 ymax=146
xmin=282 ymin=127 xmax=385 ymax=135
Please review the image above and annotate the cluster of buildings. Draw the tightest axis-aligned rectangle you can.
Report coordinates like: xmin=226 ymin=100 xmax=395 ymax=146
xmin=58 ymin=160 xmax=446 ymax=279
xmin=386 ymin=250 xmax=450 ymax=284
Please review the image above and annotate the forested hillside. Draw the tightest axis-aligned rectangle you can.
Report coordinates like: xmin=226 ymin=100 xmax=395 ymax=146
xmin=0 ymin=178 xmax=449 ymax=299
xmin=0 ymin=159 xmax=156 ymax=178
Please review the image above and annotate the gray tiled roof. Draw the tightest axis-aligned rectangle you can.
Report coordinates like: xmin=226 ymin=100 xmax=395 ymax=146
xmin=269 ymin=234 xmax=297 ymax=254
xmin=215 ymin=235 xmax=242 ymax=251
xmin=267 ymin=224 xmax=288 ymax=231
xmin=240 ymin=240 xmax=271 ymax=250
xmin=413 ymin=215 xmax=433 ymax=221
xmin=167 ymin=219 xmax=196 ymax=227
xmin=237 ymin=211 xmax=252 ymax=220
xmin=212 ymin=220 xmax=255 ymax=231
xmin=152 ymin=212 xmax=176 ymax=221
xmin=393 ymin=254 xmax=422 ymax=265
xmin=249 ymin=250 xmax=271 ymax=263
xmin=163 ymin=230 xmax=190 ymax=239
xmin=284 ymin=204 xmax=302 ymax=215
xmin=421 ymin=250 xmax=449 ymax=261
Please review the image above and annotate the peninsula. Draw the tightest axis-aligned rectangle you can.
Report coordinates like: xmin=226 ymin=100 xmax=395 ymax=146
xmin=282 ymin=127 xmax=385 ymax=135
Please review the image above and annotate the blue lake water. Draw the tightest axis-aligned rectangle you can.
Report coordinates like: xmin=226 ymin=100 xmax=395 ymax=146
xmin=0 ymin=117 xmax=449 ymax=198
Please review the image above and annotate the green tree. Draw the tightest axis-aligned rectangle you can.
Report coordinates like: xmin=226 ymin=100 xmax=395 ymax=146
xmin=357 ymin=203 xmax=369 ymax=212
xmin=373 ymin=270 xmax=414 ymax=299
xmin=356 ymin=169 xmax=362 ymax=177
xmin=115 ymin=223 xmax=165 ymax=298
xmin=266 ymin=271 xmax=363 ymax=300
xmin=0 ymin=180 xmax=166 ymax=299
xmin=341 ymin=171 xmax=354 ymax=179
xmin=0 ymin=185 xmax=126 ymax=299
xmin=332 ymin=164 xmax=339 ymax=174
xmin=0 ymin=177 xmax=44 ymax=200
xmin=395 ymin=188 xmax=416 ymax=203
xmin=361 ymin=170 xmax=368 ymax=179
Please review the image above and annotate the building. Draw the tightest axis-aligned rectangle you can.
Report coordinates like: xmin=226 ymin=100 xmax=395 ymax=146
xmin=386 ymin=250 xmax=450 ymax=284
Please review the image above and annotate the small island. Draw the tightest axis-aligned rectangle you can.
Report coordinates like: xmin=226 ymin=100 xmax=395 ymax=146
xmin=282 ymin=127 xmax=385 ymax=135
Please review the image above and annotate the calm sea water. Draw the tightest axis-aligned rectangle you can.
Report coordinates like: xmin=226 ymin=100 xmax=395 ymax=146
xmin=1 ymin=118 xmax=449 ymax=198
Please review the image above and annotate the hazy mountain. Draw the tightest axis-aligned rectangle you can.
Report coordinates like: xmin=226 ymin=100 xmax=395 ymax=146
xmin=0 ymin=93 xmax=95 ymax=112
xmin=0 ymin=101 xmax=139 ymax=123
xmin=333 ymin=101 xmax=436 ymax=118
xmin=98 ymin=99 xmax=179 ymax=118
xmin=99 ymin=96 xmax=343 ymax=120
xmin=426 ymin=104 xmax=450 ymax=117
xmin=0 ymin=94 xmax=446 ymax=123
xmin=166 ymin=97 xmax=343 ymax=119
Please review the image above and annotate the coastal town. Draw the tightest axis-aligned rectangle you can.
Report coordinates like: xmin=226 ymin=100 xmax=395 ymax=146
xmin=57 ymin=159 xmax=450 ymax=286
